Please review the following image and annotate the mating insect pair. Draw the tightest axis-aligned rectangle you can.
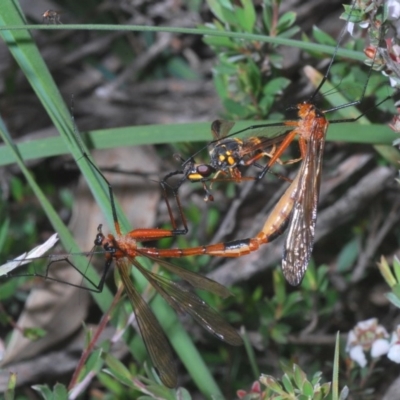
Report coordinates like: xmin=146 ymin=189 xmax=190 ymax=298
xmin=160 ymin=8 xmax=395 ymax=286
xmin=162 ymin=92 xmax=393 ymax=286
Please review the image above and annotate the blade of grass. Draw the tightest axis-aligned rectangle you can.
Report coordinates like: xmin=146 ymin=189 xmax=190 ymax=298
xmin=0 ymin=121 xmax=396 ymax=168
xmin=241 ymin=327 xmax=260 ymax=379
xmin=0 ymin=23 xmax=366 ymax=62
xmin=332 ymin=332 xmax=340 ymax=400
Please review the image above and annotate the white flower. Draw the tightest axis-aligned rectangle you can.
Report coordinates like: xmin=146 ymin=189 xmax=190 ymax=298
xmin=349 ymin=345 xmax=367 ymax=368
xmin=346 ymin=329 xmax=357 ymax=351
xmin=388 ymin=344 xmax=400 ymax=363
xmin=371 ymin=338 xmax=390 ymax=358
xmin=383 ymin=70 xmax=400 ymax=88
xmin=388 ymin=326 xmax=400 ymax=363
xmin=388 ymin=0 xmax=400 ymax=21
xmin=347 ymin=22 xmax=355 ymax=36
xmin=357 ymin=318 xmax=377 ymax=331
xmin=390 ymin=76 xmax=400 ymax=87
xmin=346 ymin=319 xmax=389 ymax=367
xmin=346 ymin=20 xmax=369 ymax=37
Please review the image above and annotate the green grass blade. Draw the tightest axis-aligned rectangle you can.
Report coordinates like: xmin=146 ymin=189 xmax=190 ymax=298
xmin=0 ymin=121 xmax=396 ymax=168
xmin=331 ymin=332 xmax=340 ymax=400
xmin=0 ymin=23 xmax=366 ymax=62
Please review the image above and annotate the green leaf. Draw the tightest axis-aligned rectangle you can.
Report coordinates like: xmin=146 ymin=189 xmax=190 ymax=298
xmin=385 ymin=292 xmax=400 ymax=308
xmin=279 ymin=25 xmax=301 ymax=39
xmin=10 ymin=177 xmax=24 ymax=202
xmin=86 ymin=348 xmax=104 ymax=373
xmin=203 ymin=34 xmax=236 ymax=49
xmin=4 ymin=372 xmax=17 ymax=400
xmin=104 ymin=352 xmax=135 ymax=385
xmin=235 ymin=0 xmax=256 ymax=32
xmin=281 ymin=292 xmax=302 ymax=317
xmin=223 ymin=98 xmax=250 ymax=118
xmin=392 ymin=283 xmax=400 ymax=300
xmin=53 ymin=384 xmax=68 ymax=400
xmin=282 ymin=373 xmax=294 ymax=393
xmin=301 ymin=259 xmax=318 ymax=291
xmin=22 ymin=327 xmax=47 ymax=340
xmin=277 ymin=12 xmax=297 ymax=33
xmin=262 ymin=2 xmax=272 ymax=33
xmin=259 ymin=375 xmax=285 ymax=394
xmin=32 ymin=385 xmax=53 ymax=400
xmin=0 ymin=218 xmax=10 ymax=252
xmin=263 ymin=77 xmax=291 ymax=95
xmin=393 ymin=256 xmax=400 ymax=282
xmin=207 ymin=0 xmax=237 ymax=26
xmin=337 ymin=237 xmax=359 ymax=273
xmin=302 ymin=379 xmax=314 ymax=396
xmin=341 ymin=5 xmax=365 ymax=23
xmin=312 ymin=26 xmax=337 ymax=46
xmin=311 ymin=371 xmax=322 ymax=386
xmin=176 ymin=387 xmax=192 ymax=400
xmin=270 ymin=323 xmax=290 ymax=343
xmin=166 ymin=57 xmax=200 ymax=80
xmin=320 ymin=382 xmax=331 ymax=398
xmin=273 ymin=270 xmax=286 ymax=305
xmin=293 ymin=364 xmax=307 ymax=390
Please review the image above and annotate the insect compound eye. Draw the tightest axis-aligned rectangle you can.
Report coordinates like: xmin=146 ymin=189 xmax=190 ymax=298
xmin=196 ymin=164 xmax=215 ymax=177
xmin=103 ymin=242 xmax=116 ymax=254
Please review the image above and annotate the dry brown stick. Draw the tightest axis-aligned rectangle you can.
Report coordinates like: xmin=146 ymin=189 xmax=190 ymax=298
xmin=351 ymin=202 xmax=400 ymax=283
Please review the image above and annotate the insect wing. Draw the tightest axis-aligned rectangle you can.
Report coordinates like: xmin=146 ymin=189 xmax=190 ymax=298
xmin=281 ymin=129 xmax=325 ymax=286
xmin=133 ymin=259 xmax=242 ymax=346
xmin=211 ymin=119 xmax=235 ymax=140
xmin=118 ymin=258 xmax=177 ymax=388
xmin=142 ymin=252 xmax=232 ymax=298
xmin=243 ymin=132 xmax=291 ymax=153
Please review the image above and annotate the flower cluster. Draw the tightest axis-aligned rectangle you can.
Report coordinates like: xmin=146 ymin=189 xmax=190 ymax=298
xmin=237 ymin=380 xmax=262 ymax=399
xmin=345 ymin=0 xmax=400 ymax=88
xmin=346 ymin=318 xmax=400 ymax=367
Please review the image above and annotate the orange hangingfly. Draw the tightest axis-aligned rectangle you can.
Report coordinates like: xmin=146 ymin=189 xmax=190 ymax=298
xmin=160 ymin=0 xmax=393 ymax=285
xmin=76 ymin=153 xmax=249 ymax=388
xmin=8 ymin=152 xmax=244 ymax=388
